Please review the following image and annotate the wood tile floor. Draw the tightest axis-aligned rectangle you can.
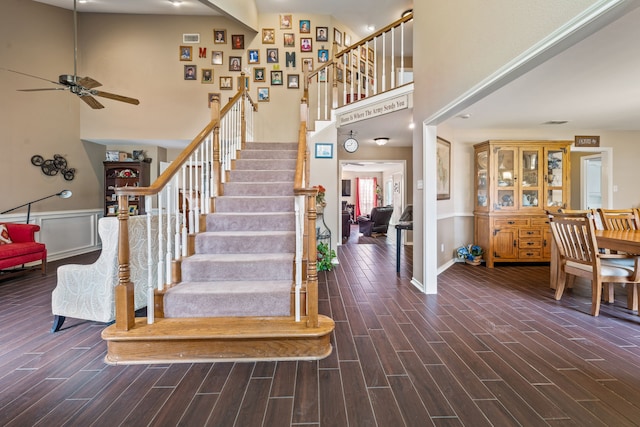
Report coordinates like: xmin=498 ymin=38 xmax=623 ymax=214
xmin=1 ymin=226 xmax=640 ymax=426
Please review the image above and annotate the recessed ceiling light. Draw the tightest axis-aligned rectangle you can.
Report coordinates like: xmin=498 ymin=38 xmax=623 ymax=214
xmin=543 ymin=120 xmax=569 ymax=125
xmin=366 ymin=25 xmax=375 ymax=32
xmin=458 ymin=113 xmax=471 ymax=119
xmin=408 ymin=122 xmax=415 ymax=129
xmin=169 ymin=0 xmax=182 ymax=5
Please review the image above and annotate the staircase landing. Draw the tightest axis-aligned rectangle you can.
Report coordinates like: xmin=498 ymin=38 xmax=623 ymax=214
xmin=101 ymin=315 xmax=334 ymax=364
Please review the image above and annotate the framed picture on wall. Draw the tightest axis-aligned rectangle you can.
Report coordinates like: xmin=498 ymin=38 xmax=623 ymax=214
xmin=315 ymin=143 xmax=333 ymax=159
xmin=213 ymin=29 xmax=226 ymax=44
xmin=437 ymin=137 xmax=451 ymax=200
xmin=341 ymin=179 xmax=351 ymax=196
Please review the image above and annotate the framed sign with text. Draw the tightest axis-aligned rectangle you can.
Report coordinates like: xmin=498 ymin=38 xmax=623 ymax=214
xmin=575 ymin=135 xmax=600 ymax=147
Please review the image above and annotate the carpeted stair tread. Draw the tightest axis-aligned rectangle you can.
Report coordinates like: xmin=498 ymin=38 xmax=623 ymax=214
xmin=206 ymin=212 xmax=295 ymax=231
xmin=234 ymin=159 xmax=296 ymax=171
xmin=245 ymin=142 xmax=297 ymax=151
xmin=181 ymin=252 xmax=293 ymax=282
xmin=214 ymin=196 xmax=294 ymax=213
xmin=240 ymin=150 xmax=297 ymax=160
xmin=163 ymin=280 xmax=292 ymax=317
xmin=224 ymin=182 xmax=293 ymax=196
xmin=228 ymin=170 xmax=295 ymax=182
xmin=196 ymin=230 xmax=295 ymax=254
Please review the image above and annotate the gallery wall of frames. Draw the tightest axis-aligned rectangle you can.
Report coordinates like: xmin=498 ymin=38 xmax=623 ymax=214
xmin=177 ymin=14 xmax=353 ymax=105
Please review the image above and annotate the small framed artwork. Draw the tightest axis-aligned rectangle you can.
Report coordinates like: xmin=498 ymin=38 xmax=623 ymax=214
xmin=368 ymin=47 xmax=374 ymax=63
xmin=207 ymin=92 xmax=220 ymax=108
xmin=343 ymin=53 xmax=350 ymax=67
xmin=300 ymin=38 xmax=312 ymax=53
xmin=213 ymin=29 xmax=226 ymax=44
xmin=367 ymin=63 xmax=373 ymax=77
xmin=248 ymin=49 xmax=260 ymax=64
xmin=229 ymin=56 xmax=241 ymax=71
xmin=280 ymin=14 xmax=292 ymax=29
xmin=283 ymin=33 xmax=295 ymax=47
xmin=344 ymin=33 xmax=351 ymax=47
xmin=128 ymin=205 xmax=138 ymax=215
xmin=220 ymin=76 xmax=233 ymax=90
xmin=266 ymin=48 xmax=279 ymax=63
xmin=318 ymin=49 xmax=329 ymax=63
xmin=346 ymin=69 xmax=352 ymax=84
xmin=316 ymin=26 xmax=328 ymax=42
xmin=436 ymin=137 xmax=451 ymax=200
xmin=257 ymin=87 xmax=270 ymax=102
xmin=231 ymin=34 xmax=244 ymax=49
xmin=302 ymin=58 xmax=313 ymax=72
xmin=201 ymin=68 xmax=213 ymax=83
xmin=318 ymin=68 xmax=326 ymax=83
xmin=253 ymin=67 xmax=266 ymax=82
xmin=315 ymin=143 xmax=333 ymax=159
xmin=270 ymin=70 xmax=283 ymax=85
xmin=336 ymin=65 xmax=344 ymax=82
xmin=211 ymin=50 xmax=223 ymax=65
xmin=184 ymin=65 xmax=196 ymax=80
xmin=182 ymin=33 xmax=200 ymax=43
xmin=299 ymin=20 xmax=310 ymax=33
xmin=179 ymin=46 xmax=192 ymax=61
xmin=334 ymin=28 xmax=342 ymax=46
xmin=287 ymin=74 xmax=299 ymax=88
xmin=360 ymin=46 xmax=367 ymax=58
xmin=262 ymin=28 xmax=275 ymax=44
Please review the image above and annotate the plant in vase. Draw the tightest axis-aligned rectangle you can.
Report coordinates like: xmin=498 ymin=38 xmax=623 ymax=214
xmin=317 ymin=242 xmax=336 ymax=271
xmin=313 ymin=184 xmax=327 ymax=211
xmin=456 ymin=244 xmax=484 ymax=265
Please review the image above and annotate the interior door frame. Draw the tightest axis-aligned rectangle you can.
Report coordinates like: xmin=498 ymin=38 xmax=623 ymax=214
xmin=573 ymin=146 xmax=612 ymax=209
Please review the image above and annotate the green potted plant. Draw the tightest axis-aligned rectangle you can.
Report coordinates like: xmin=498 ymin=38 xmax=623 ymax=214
xmin=317 ymin=242 xmax=336 ymax=271
xmin=457 ymin=244 xmax=484 ymax=265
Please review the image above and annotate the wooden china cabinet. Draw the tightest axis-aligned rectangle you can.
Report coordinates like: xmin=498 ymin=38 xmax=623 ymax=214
xmin=473 ymin=140 xmax=571 ymax=268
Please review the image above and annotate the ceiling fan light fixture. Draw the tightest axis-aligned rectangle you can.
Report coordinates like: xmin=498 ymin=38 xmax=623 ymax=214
xmin=374 ymin=137 xmax=389 ymax=146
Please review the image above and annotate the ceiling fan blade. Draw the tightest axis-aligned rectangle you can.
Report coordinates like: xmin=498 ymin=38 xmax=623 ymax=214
xmin=80 ymin=95 xmax=105 ymax=109
xmin=77 ymin=76 xmax=102 ymax=89
xmin=93 ymin=90 xmax=140 ymax=106
xmin=1 ymin=68 xmax=63 ymax=86
xmin=18 ymin=88 xmax=68 ymax=92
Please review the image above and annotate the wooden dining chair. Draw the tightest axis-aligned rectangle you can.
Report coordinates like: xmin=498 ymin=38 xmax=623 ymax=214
xmin=548 ymin=211 xmax=640 ymax=316
xmin=596 ymin=208 xmax=640 ymax=310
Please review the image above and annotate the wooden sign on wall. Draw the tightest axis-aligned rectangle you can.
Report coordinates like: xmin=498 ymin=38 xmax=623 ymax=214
xmin=575 ymin=135 xmax=600 ymax=147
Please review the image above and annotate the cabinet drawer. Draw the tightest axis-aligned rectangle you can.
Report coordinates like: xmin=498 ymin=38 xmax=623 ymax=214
xmin=494 ymin=218 xmax=529 ymax=227
xmin=531 ymin=218 xmax=551 ymax=227
xmin=519 ymin=238 xmax=542 ymax=249
xmin=519 ymin=228 xmax=542 ymax=238
xmin=519 ymin=249 xmax=542 ymax=258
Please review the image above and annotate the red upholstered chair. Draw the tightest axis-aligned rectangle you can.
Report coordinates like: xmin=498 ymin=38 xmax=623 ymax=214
xmin=0 ymin=223 xmax=47 ymax=275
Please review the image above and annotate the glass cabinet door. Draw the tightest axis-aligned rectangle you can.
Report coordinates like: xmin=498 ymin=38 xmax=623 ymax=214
xmin=520 ymin=148 xmax=541 ymax=209
xmin=475 ymin=150 xmax=488 ymax=209
xmin=495 ymin=148 xmax=516 ymax=210
xmin=546 ymin=149 xmax=565 ymax=208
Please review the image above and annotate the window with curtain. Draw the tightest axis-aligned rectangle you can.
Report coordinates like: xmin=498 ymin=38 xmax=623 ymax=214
xmin=356 ymin=177 xmax=376 ymax=217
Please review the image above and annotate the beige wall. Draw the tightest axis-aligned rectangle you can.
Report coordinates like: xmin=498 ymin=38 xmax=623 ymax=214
xmin=0 ymin=0 xmax=104 ymax=215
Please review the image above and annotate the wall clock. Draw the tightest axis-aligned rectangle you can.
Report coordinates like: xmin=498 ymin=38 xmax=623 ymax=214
xmin=344 ymin=131 xmax=359 ymax=153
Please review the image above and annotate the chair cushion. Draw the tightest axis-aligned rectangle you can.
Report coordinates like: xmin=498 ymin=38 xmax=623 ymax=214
xmin=566 ymin=259 xmax=636 ymax=277
xmin=0 ymin=242 xmax=45 ymax=260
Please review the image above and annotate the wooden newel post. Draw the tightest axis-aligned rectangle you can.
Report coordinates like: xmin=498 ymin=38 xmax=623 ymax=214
xmin=307 ymin=192 xmax=319 ymax=328
xmin=211 ymin=96 xmax=222 ymax=200
xmin=115 ymin=194 xmax=135 ymax=330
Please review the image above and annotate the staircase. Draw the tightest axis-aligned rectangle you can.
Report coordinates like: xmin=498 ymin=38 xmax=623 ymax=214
xmin=102 ymin=141 xmax=334 ymax=364
xmin=164 ymin=141 xmax=298 ymax=318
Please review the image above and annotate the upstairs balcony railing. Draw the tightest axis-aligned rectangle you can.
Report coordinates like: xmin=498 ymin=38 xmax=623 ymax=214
xmin=304 ymin=12 xmax=413 ymax=126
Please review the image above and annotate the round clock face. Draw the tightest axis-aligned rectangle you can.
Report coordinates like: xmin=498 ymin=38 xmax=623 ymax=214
xmin=344 ymin=137 xmax=359 ymax=153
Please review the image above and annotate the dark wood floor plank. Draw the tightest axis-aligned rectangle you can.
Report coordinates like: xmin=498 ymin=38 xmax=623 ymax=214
xmin=235 ymin=378 xmax=272 ymax=427
xmin=353 ymin=335 xmax=388 ymax=387
xmin=482 ymin=380 xmax=550 ymax=427
xmin=333 ymin=320 xmax=358 ymax=361
xmin=270 ymin=361 xmax=297 ymax=398
xmin=318 ymin=368 xmax=348 ymax=426
xmin=174 ymin=393 xmax=219 ymax=427
xmin=205 ymin=362 xmax=254 ymax=426
xmin=399 ymin=322 xmax=443 ymax=364
xmin=472 ymin=399 xmax=523 ymax=427
xmin=429 ymin=341 xmax=494 ymax=399
xmin=368 ymin=329 xmax=406 ymax=375
xmin=263 ymin=397 xmax=294 ymax=427
xmin=199 ymin=362 xmax=234 ymax=394
xmin=292 ymin=360 xmax=319 ymax=424
xmin=120 ymin=388 xmax=174 ymax=427
xmin=387 ymin=375 xmax=434 ymax=426
xmin=369 ymin=386 xmax=413 ymax=426
xmin=339 ymin=360 xmax=376 ymax=426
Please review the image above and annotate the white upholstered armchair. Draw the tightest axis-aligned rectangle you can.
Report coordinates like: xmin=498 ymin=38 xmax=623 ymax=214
xmin=51 ymin=215 xmax=164 ymax=332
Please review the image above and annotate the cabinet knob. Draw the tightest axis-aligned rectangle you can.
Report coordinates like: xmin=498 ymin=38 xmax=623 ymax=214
xmin=513 ymin=240 xmax=517 ymax=247
xmin=526 ymin=231 xmax=534 ymax=235
xmin=527 ymin=242 xmax=534 ymax=246
xmin=508 ymin=221 xmax=515 ymax=225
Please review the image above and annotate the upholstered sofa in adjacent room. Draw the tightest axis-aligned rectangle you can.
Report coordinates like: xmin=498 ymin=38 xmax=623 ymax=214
xmin=357 ymin=206 xmax=394 ymax=237
xmin=51 ymin=215 xmax=165 ymax=332
xmin=0 ymin=223 xmax=47 ymax=275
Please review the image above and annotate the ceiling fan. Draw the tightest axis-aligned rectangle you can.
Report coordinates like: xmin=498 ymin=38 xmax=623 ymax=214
xmin=1 ymin=0 xmax=139 ymax=109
